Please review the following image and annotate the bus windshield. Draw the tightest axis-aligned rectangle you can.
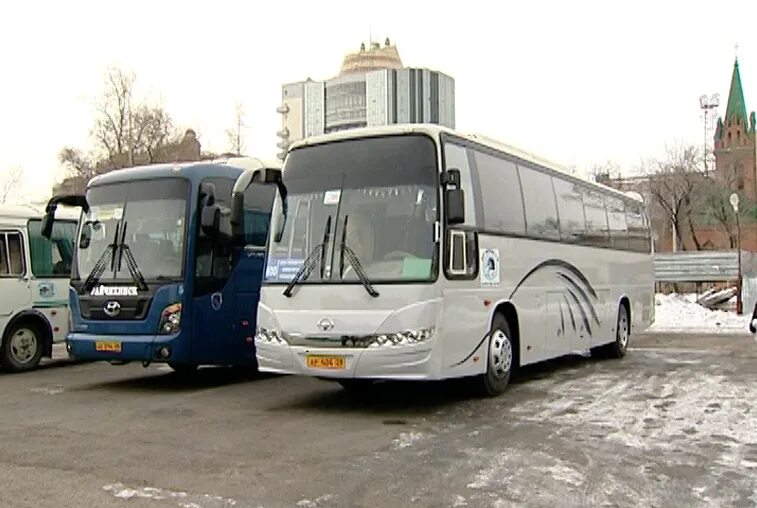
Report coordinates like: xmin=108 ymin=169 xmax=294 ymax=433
xmin=77 ymin=178 xmax=189 ymax=283
xmin=264 ymin=135 xmax=438 ymax=284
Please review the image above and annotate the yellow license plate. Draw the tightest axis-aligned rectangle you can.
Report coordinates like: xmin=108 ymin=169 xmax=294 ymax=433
xmin=306 ymin=355 xmax=345 ymax=369
xmin=95 ymin=341 xmax=122 ymax=353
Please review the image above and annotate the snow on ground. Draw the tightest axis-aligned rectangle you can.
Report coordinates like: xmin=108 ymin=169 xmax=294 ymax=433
xmin=648 ymin=293 xmax=751 ymax=334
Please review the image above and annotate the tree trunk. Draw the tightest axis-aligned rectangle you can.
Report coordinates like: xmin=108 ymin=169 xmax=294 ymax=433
xmin=687 ymin=218 xmax=703 ymax=250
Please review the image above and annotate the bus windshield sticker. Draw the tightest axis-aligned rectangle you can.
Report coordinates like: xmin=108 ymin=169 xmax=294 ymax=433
xmin=402 ymin=258 xmax=432 ymax=279
xmin=323 ymin=190 xmax=341 ymax=205
xmin=266 ymin=258 xmax=305 ymax=282
xmin=481 ymin=248 xmax=500 ymax=287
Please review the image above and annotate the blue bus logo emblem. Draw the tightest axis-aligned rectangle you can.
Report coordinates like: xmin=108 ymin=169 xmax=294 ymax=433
xmin=211 ymin=292 xmax=223 ymax=311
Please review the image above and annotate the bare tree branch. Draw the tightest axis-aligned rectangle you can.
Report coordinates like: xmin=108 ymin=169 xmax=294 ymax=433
xmin=0 ymin=167 xmax=24 ymax=204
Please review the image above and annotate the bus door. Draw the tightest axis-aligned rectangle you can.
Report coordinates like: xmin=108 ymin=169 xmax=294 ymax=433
xmin=232 ymin=182 xmax=275 ymax=359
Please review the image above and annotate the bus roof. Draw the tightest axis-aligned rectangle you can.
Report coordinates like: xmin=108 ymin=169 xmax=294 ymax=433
xmin=0 ymin=203 xmax=79 ymax=221
xmin=287 ymin=124 xmax=643 ymax=204
xmin=88 ymin=159 xmax=278 ymax=189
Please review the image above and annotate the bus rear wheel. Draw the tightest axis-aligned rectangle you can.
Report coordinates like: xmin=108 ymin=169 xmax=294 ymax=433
xmin=1 ymin=321 xmax=44 ymax=373
xmin=474 ymin=314 xmax=514 ymax=397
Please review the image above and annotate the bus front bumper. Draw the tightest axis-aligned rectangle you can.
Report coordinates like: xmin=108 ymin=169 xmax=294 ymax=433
xmin=255 ymin=341 xmax=435 ymax=380
xmin=66 ymin=333 xmax=186 ymax=363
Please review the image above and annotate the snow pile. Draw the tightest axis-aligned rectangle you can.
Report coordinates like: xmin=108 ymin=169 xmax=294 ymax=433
xmin=648 ymin=293 xmax=751 ymax=334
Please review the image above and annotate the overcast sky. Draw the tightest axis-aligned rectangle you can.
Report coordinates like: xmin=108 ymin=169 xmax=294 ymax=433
xmin=1 ymin=0 xmax=755 ymax=202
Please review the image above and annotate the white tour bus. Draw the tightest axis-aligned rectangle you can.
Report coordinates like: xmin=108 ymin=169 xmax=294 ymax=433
xmin=0 ymin=203 xmax=78 ymax=372
xmin=232 ymin=124 xmax=654 ymax=395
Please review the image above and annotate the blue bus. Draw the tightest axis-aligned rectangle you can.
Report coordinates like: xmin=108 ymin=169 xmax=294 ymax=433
xmin=42 ymin=158 xmax=277 ymax=372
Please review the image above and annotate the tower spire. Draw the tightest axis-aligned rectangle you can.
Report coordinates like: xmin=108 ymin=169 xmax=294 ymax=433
xmin=725 ymin=58 xmax=748 ymax=124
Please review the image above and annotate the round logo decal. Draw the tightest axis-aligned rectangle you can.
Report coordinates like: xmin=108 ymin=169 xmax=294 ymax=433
xmin=481 ymin=248 xmax=500 ymax=287
xmin=211 ymin=292 xmax=223 ymax=311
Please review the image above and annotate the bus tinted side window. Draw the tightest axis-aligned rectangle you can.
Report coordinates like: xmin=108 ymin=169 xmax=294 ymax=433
xmin=552 ymin=178 xmax=586 ymax=243
xmin=242 ymin=182 xmax=275 ymax=247
xmin=626 ymin=201 xmax=650 ymax=252
xmin=519 ymin=165 xmax=560 ymax=240
xmin=582 ymin=189 xmax=610 ymax=248
xmin=471 ymin=150 xmax=525 ymax=234
xmin=27 ymin=220 xmax=76 ymax=277
xmin=195 ymin=178 xmax=235 ymax=295
xmin=443 ymin=142 xmax=479 ymax=227
xmin=605 ymin=196 xmax=628 ymax=250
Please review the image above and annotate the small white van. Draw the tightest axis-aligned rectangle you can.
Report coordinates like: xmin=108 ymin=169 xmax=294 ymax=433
xmin=0 ymin=203 xmax=78 ymax=372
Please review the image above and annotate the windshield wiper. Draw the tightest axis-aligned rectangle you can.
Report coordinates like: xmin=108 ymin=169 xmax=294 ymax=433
xmin=283 ymin=216 xmax=331 ymax=298
xmin=115 ymin=221 xmax=148 ymax=291
xmin=339 ymin=215 xmax=379 ymax=298
xmin=82 ymin=223 xmax=120 ymax=294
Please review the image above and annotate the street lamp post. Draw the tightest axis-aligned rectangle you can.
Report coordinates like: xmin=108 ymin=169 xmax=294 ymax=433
xmin=730 ymin=193 xmax=743 ymax=315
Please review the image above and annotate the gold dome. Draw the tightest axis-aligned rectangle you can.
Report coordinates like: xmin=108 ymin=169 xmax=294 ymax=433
xmin=339 ymin=39 xmax=403 ymax=75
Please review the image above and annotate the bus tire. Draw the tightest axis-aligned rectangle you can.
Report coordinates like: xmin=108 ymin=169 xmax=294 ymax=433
xmin=474 ymin=314 xmax=514 ymax=397
xmin=1 ymin=320 xmax=45 ymax=373
xmin=592 ymin=304 xmax=630 ymax=359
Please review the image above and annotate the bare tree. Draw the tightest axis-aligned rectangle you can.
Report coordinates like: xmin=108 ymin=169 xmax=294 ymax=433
xmin=645 ymin=144 xmax=705 ymax=251
xmin=91 ymin=66 xmax=177 ymax=169
xmin=93 ymin=67 xmax=135 ymax=169
xmin=225 ymin=102 xmax=246 ymax=156
xmin=700 ymin=172 xmax=756 ymax=249
xmin=131 ymin=105 xmax=177 ymax=164
xmin=58 ymin=147 xmax=97 ymax=181
xmin=0 ymin=167 xmax=24 ymax=204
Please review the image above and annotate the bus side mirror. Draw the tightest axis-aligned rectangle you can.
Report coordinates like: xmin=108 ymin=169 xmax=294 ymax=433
xmin=41 ymin=210 xmax=55 ymax=240
xmin=79 ymin=223 xmax=92 ymax=249
xmin=201 ymin=205 xmax=221 ymax=237
xmin=443 ymin=169 xmax=465 ymax=225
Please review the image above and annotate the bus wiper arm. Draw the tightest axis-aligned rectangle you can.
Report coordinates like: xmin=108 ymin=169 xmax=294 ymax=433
xmin=283 ymin=216 xmax=331 ymax=298
xmin=82 ymin=222 xmax=120 ymax=294
xmin=115 ymin=222 xmax=148 ymax=291
xmin=119 ymin=244 xmax=149 ymax=291
xmin=339 ymin=215 xmax=379 ymax=298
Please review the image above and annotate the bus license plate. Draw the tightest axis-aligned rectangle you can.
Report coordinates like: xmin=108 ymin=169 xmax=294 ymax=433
xmin=306 ymin=355 xmax=345 ymax=369
xmin=95 ymin=341 xmax=122 ymax=353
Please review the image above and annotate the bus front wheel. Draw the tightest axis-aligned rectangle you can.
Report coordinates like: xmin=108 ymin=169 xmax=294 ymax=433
xmin=474 ymin=314 xmax=514 ymax=397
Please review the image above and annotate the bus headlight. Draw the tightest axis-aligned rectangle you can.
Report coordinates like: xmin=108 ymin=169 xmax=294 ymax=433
xmin=158 ymin=303 xmax=182 ymax=334
xmin=368 ymin=328 xmax=435 ymax=348
xmin=255 ymin=327 xmax=288 ymax=345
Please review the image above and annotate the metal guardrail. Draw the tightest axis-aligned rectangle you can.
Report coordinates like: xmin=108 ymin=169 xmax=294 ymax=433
xmin=653 ymin=251 xmax=754 ymax=282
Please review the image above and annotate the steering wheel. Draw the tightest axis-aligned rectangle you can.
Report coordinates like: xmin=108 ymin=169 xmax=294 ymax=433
xmin=383 ymin=251 xmax=416 ymax=261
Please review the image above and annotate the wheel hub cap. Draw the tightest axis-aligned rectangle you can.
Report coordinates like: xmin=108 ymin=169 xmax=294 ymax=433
xmin=489 ymin=329 xmax=512 ymax=379
xmin=618 ymin=313 xmax=629 ymax=349
xmin=10 ymin=328 xmax=37 ymax=364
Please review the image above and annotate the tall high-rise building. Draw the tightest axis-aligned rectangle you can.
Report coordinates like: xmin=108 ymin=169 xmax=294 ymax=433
xmin=276 ymin=38 xmax=455 ymax=160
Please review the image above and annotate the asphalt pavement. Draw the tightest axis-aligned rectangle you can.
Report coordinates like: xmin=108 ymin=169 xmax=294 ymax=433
xmin=1 ymin=333 xmax=756 ymax=508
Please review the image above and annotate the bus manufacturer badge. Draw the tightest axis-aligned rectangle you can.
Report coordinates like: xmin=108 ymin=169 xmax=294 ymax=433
xmin=481 ymin=249 xmax=500 ymax=288
xmin=103 ymin=301 xmax=121 ymax=317
xmin=317 ymin=318 xmax=335 ymax=332
xmin=211 ymin=292 xmax=223 ymax=311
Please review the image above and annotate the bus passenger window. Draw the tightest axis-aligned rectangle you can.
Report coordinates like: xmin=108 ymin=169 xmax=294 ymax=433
xmin=7 ymin=233 xmax=24 ymax=275
xmin=0 ymin=235 xmax=8 ymax=275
